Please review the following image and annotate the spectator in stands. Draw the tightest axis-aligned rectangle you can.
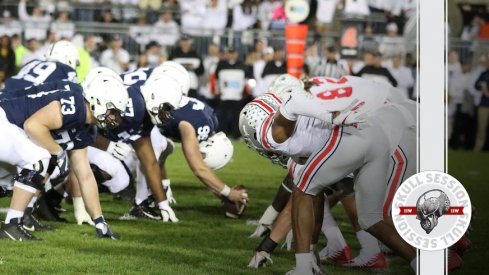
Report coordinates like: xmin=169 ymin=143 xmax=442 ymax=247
xmin=139 ymin=0 xmax=163 ymax=23
xmin=74 ymin=0 xmax=97 ymax=22
xmin=113 ymin=0 xmax=139 ymax=23
xmin=215 ymin=47 xmax=250 ymax=139
xmin=315 ymin=0 xmax=340 ymax=34
xmin=355 ymin=50 xmax=397 ymax=86
xmin=200 ymin=43 xmax=222 ymax=106
xmin=447 ymin=49 xmax=462 ymax=79
xmin=253 ymin=46 xmax=275 ymax=98
xmin=151 ymin=10 xmax=180 ymax=47
xmin=21 ymin=39 xmax=44 ymax=66
xmin=449 ymin=62 xmax=474 ymax=150
xmin=379 ymin=22 xmax=405 ymax=59
xmin=50 ymin=9 xmax=75 ymax=39
xmin=0 ymin=11 xmax=22 ymax=37
xmin=169 ymin=34 xmax=205 ymax=98
xmin=473 ymin=55 xmax=489 ymax=152
xmin=312 ymin=45 xmax=349 ymax=78
xmin=77 ymin=34 xmax=98 ymax=82
xmin=129 ymin=16 xmax=152 ymax=51
xmin=269 ymin=1 xmax=286 ymax=30
xmin=99 ymin=9 xmax=120 ymax=43
xmin=461 ymin=14 xmax=485 ymax=42
xmin=350 ymin=50 xmax=373 ymax=74
xmin=100 ymin=35 xmax=130 ymax=74
xmin=262 ymin=46 xmax=287 ymax=91
xmin=180 ymin=0 xmax=207 ymax=36
xmin=343 ymin=0 xmax=370 ymax=17
xmin=258 ymin=0 xmax=282 ymax=31
xmin=0 ymin=35 xmax=16 ymax=85
xmin=203 ymin=0 xmax=228 ymax=35
xmin=11 ymin=34 xmax=29 ymax=69
xmin=388 ymin=52 xmax=414 ymax=99
xmin=233 ymin=0 xmax=258 ymax=31
xmin=40 ymin=31 xmax=59 ymax=56
xmin=146 ymin=41 xmax=167 ymax=68
xmin=359 ymin=25 xmax=380 ymax=54
xmin=18 ymin=0 xmax=52 ymax=41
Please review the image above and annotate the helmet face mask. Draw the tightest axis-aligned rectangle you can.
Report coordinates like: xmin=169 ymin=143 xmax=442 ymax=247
xmin=141 ymin=74 xmax=183 ymax=125
xmin=82 ymin=68 xmax=128 ymax=129
xmin=239 ymin=93 xmax=282 ymax=154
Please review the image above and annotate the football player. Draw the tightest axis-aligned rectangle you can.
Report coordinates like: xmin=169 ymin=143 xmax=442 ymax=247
xmin=87 ymin=67 xmax=182 ymax=222
xmin=2 ymin=40 xmax=79 ymax=93
xmin=0 ymin=72 xmax=128 ymax=241
xmin=150 ymin=94 xmax=248 ymax=211
xmin=263 ymin=74 xmax=417 ymax=274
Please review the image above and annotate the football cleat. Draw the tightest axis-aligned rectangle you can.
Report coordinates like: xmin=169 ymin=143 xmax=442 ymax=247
xmin=249 ymin=224 xmax=271 ymax=238
xmin=33 ymin=196 xmax=67 ymax=222
xmin=285 ymin=265 xmax=324 ymax=275
xmin=23 ymin=207 xmax=54 ymax=232
xmin=453 ymin=235 xmax=472 ymax=256
xmin=248 ymin=251 xmax=273 ymax=268
xmin=0 ymin=217 xmax=41 ymax=241
xmin=342 ymin=252 xmax=387 ymax=269
xmin=95 ymin=222 xmax=119 ymax=240
xmin=119 ymin=201 xmax=161 ymax=220
xmin=448 ymin=249 xmax=463 ymax=272
xmin=319 ymin=245 xmax=353 ymax=264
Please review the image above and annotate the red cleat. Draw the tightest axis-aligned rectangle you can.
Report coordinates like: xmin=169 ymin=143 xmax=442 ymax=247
xmin=448 ymin=249 xmax=463 ymax=272
xmin=319 ymin=245 xmax=353 ymax=265
xmin=454 ymin=235 xmax=472 ymax=256
xmin=342 ymin=252 xmax=388 ymax=269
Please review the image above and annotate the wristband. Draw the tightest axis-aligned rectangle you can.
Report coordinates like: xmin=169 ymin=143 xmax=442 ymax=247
xmin=220 ymin=185 xmax=231 ymax=197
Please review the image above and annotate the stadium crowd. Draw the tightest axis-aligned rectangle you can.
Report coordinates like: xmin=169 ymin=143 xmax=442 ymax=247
xmin=1 ymin=0 xmax=424 ymax=139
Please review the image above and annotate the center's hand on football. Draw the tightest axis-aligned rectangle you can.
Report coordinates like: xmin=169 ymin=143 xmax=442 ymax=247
xmin=229 ymin=188 xmax=249 ymax=205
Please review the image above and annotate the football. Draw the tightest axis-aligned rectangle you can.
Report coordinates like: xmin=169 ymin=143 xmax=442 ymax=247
xmin=222 ymin=185 xmax=248 ymax=219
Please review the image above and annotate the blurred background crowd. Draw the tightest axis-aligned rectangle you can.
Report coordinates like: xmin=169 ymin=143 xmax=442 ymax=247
xmin=0 ymin=0 xmax=488 ymax=148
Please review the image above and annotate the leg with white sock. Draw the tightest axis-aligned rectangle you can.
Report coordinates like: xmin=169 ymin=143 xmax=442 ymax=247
xmin=319 ymin=193 xmax=352 ymax=264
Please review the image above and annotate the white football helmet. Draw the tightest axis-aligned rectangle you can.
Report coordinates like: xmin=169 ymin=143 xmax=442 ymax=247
xmin=45 ymin=40 xmax=80 ymax=69
xmin=239 ymin=93 xmax=282 ymax=153
xmin=152 ymin=61 xmax=191 ymax=96
xmin=82 ymin=72 xmax=129 ymax=129
xmin=81 ymin=67 xmax=123 ymax=91
xmin=140 ymin=74 xmax=183 ymax=125
xmin=268 ymin=74 xmax=305 ymax=99
xmin=199 ymin=132 xmax=234 ymax=170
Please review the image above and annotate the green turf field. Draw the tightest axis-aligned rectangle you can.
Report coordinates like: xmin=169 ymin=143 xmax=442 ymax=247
xmin=0 ymin=143 xmax=485 ymax=274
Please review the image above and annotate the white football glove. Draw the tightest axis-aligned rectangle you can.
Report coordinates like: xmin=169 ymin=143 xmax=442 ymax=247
xmin=107 ymin=141 xmax=132 ymax=161
xmin=332 ymin=99 xmax=368 ymax=126
xmin=159 ymin=201 xmax=179 ymax=222
xmin=163 ymin=180 xmax=176 ymax=204
xmin=73 ymin=196 xmax=95 ymax=226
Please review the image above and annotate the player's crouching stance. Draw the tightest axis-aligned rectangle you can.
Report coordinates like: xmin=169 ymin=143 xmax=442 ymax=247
xmin=267 ymin=75 xmax=417 ymax=274
xmin=0 ymin=71 xmax=129 ymax=241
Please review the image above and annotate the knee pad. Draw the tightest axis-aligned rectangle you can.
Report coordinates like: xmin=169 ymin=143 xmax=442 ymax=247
xmin=14 ymin=158 xmax=52 ymax=191
xmin=14 ymin=169 xmax=44 ymax=191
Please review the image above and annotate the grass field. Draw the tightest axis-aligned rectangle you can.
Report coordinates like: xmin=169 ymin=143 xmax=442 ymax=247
xmin=0 ymin=143 xmax=486 ymax=274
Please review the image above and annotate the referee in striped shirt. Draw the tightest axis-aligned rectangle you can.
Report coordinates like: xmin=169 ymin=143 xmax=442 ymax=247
xmin=312 ymin=45 xmax=350 ymax=78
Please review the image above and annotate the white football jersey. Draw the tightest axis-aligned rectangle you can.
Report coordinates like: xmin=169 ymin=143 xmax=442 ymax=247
xmin=307 ymin=75 xmax=390 ymax=118
xmin=256 ymin=113 xmax=332 ymax=162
